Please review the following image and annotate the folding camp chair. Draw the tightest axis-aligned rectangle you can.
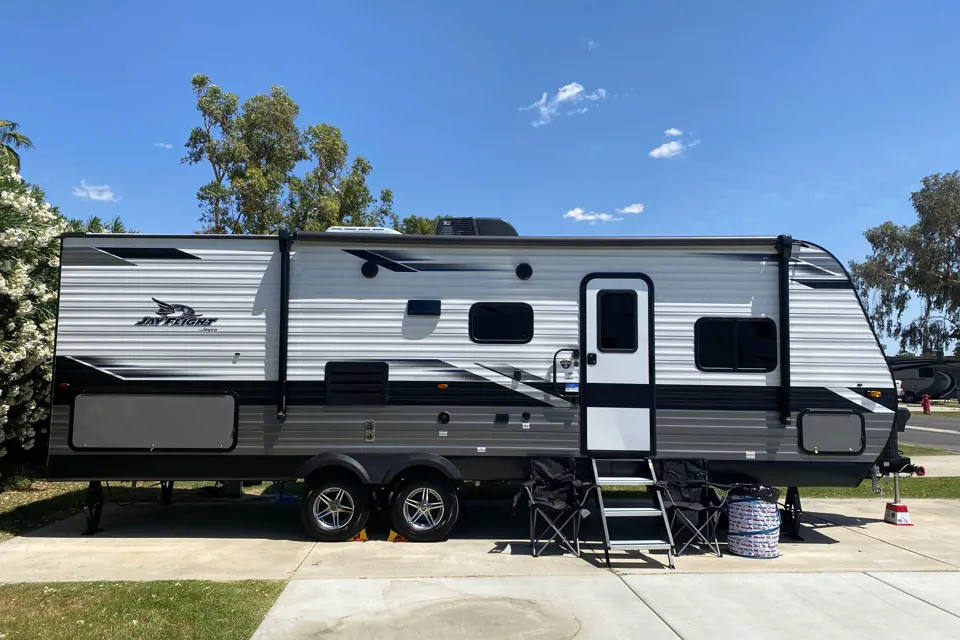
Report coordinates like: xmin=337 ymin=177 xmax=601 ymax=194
xmin=514 ymin=458 xmax=596 ymax=557
xmin=660 ymin=459 xmax=727 ymax=557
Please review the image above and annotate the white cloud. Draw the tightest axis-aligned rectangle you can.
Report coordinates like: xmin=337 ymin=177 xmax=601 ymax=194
xmin=615 ymin=203 xmax=645 ymax=214
xmin=688 ymin=139 xmax=701 ymax=148
xmin=564 ymin=207 xmax=622 ymax=224
xmin=649 ymin=140 xmax=684 ymax=159
xmin=520 ymin=82 xmax=608 ymax=127
xmin=154 ymin=142 xmax=173 ymax=150
xmin=587 ymin=40 xmax=598 ymax=51
xmin=663 ymin=128 xmax=683 ymax=137
xmin=72 ymin=180 xmax=120 ymax=202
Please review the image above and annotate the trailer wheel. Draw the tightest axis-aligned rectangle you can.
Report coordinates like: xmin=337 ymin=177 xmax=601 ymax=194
xmin=389 ymin=478 xmax=459 ymax=542
xmin=903 ymin=391 xmax=916 ymax=403
xmin=301 ymin=479 xmax=370 ymax=542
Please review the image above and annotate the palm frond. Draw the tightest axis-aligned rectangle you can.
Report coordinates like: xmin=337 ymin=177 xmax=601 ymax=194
xmin=2 ymin=131 xmax=34 ymax=150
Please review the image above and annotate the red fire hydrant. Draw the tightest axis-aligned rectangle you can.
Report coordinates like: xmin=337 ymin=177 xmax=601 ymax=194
xmin=921 ymin=394 xmax=931 ymax=415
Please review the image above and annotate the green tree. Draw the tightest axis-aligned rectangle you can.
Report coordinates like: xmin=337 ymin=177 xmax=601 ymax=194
xmin=230 ymin=86 xmax=308 ymax=234
xmin=184 ymin=74 xmax=307 ymax=234
xmin=397 ymin=214 xmax=449 ymax=235
xmin=0 ymin=120 xmax=34 ymax=173
xmin=851 ymin=171 xmax=960 ymax=355
xmin=183 ymin=75 xmax=240 ymax=234
xmin=184 ymin=75 xmax=437 ymax=235
xmin=287 ymin=124 xmax=395 ymax=231
xmin=65 ymin=215 xmax=135 ymax=234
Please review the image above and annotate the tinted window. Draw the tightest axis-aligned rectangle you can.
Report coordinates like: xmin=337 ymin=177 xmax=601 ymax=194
xmin=738 ymin=320 xmax=778 ymax=371
xmin=695 ymin=318 xmax=777 ymax=372
xmin=598 ymin=290 xmax=638 ymax=352
xmin=696 ymin=319 xmax=737 ymax=369
xmin=918 ymin=367 xmax=935 ymax=378
xmin=469 ymin=303 xmax=534 ymax=343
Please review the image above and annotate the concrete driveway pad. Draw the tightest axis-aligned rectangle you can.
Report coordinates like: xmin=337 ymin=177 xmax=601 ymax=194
xmin=622 ymin=572 xmax=960 ymax=640
xmin=804 ymin=498 xmax=960 ymax=569
xmin=867 ymin=571 xmax=960 ymax=617
xmin=0 ymin=502 xmax=314 ymax=582
xmin=296 ymin=538 xmax=601 ymax=579
xmin=251 ymin=576 xmax=681 ymax=640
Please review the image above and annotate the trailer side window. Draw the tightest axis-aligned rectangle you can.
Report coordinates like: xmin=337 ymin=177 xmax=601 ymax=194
xmin=695 ymin=317 xmax=777 ymax=372
xmin=597 ymin=290 xmax=638 ymax=353
xmin=469 ymin=302 xmax=534 ymax=344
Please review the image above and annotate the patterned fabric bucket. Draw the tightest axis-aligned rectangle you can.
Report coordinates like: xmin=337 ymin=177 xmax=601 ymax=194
xmin=726 ymin=496 xmax=781 ymax=559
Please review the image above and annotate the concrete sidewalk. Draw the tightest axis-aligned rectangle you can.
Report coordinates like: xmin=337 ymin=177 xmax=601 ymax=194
xmin=4 ymin=497 xmax=960 ymax=638
xmin=1 ymin=498 xmax=959 ymax=582
xmin=252 ymin=573 xmax=960 ymax=639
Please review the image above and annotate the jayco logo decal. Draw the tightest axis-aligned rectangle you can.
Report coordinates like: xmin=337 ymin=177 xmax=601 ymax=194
xmin=135 ymin=298 xmax=219 ymax=328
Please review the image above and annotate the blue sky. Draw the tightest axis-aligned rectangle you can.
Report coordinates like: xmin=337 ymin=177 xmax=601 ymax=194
xmin=6 ymin=1 xmax=960 ymax=268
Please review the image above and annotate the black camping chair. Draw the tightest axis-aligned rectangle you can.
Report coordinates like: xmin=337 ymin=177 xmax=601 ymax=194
xmin=659 ymin=459 xmax=727 ymax=557
xmin=513 ymin=458 xmax=596 ymax=557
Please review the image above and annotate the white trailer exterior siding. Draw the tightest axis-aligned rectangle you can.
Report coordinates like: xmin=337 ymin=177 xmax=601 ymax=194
xmin=47 ymin=231 xmax=898 ymax=487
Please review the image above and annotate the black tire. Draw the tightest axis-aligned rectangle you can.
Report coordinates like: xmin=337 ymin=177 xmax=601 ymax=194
xmin=389 ymin=478 xmax=459 ymax=542
xmin=903 ymin=391 xmax=916 ymax=404
xmin=300 ymin=479 xmax=370 ymax=542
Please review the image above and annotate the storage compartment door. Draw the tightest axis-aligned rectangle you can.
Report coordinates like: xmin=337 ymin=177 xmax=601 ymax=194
xmin=71 ymin=393 xmax=238 ymax=451
xmin=798 ymin=409 xmax=866 ymax=455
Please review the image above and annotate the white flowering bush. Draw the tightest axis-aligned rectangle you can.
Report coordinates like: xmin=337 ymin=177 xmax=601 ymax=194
xmin=0 ymin=154 xmax=64 ymax=463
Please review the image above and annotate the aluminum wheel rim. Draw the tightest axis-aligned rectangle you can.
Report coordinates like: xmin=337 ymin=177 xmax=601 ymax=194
xmin=312 ymin=487 xmax=355 ymax=531
xmin=402 ymin=487 xmax=446 ymax=532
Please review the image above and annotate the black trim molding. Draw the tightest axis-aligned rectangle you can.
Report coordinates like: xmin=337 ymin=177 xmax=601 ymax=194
xmin=776 ymin=234 xmax=793 ymax=425
xmin=277 ymin=230 xmax=291 ymax=421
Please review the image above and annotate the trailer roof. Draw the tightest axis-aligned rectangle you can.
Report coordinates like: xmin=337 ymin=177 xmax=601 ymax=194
xmin=62 ymin=231 xmax=785 ymax=249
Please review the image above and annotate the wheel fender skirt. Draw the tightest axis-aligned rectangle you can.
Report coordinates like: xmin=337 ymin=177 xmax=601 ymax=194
xmin=381 ymin=453 xmax=463 ymax=485
xmin=296 ymin=453 xmax=373 ymax=485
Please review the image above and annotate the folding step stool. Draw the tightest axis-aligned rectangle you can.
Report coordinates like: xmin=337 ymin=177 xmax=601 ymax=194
xmin=592 ymin=458 xmax=676 ymax=569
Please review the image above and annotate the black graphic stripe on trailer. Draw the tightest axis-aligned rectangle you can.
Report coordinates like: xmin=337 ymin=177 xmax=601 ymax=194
xmin=95 ymin=247 xmax=202 ymax=261
xmin=53 ymin=358 xmax=897 ymax=412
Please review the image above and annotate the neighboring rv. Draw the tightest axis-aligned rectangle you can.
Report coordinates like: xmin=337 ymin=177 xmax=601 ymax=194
xmin=887 ymin=356 xmax=960 ymax=402
xmin=49 ymin=218 xmax=905 ymax=542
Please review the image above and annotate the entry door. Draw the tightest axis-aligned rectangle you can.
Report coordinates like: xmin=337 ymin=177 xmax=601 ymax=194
xmin=582 ymin=275 xmax=654 ymax=454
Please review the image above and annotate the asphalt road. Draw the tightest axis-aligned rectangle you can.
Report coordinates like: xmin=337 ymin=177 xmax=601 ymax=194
xmin=901 ymin=413 xmax=960 ymax=453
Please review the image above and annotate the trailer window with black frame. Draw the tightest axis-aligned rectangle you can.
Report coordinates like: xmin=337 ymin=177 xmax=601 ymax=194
xmin=695 ymin=317 xmax=778 ymax=372
xmin=469 ymin=302 xmax=534 ymax=344
xmin=597 ymin=289 xmax=638 ymax=353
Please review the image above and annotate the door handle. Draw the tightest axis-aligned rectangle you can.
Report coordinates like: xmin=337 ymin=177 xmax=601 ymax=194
xmin=586 ymin=353 xmax=597 ymax=365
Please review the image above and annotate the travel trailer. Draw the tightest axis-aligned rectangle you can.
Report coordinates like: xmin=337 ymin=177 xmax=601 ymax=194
xmin=887 ymin=355 xmax=960 ymax=402
xmin=48 ymin=218 xmax=908 ymax=546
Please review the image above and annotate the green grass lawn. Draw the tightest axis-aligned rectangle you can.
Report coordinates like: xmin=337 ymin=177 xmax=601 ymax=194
xmin=0 ymin=580 xmax=284 ymax=640
xmin=1 ymin=481 xmax=94 ymax=543
xmin=794 ymin=476 xmax=960 ymax=499
xmin=899 ymin=444 xmax=955 ymax=457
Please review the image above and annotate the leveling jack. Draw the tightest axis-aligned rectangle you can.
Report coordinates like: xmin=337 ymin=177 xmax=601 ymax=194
xmin=82 ymin=481 xmax=105 ymax=535
xmin=871 ymin=461 xmax=925 ymax=526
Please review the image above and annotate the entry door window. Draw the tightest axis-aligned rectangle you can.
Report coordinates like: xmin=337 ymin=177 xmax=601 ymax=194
xmin=597 ymin=290 xmax=638 ymax=353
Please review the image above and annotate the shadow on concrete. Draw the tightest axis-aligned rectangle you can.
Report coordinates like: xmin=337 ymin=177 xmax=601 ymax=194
xmin=22 ymin=501 xmax=308 ymax=540
xmin=21 ymin=491 xmax=837 ymax=562
xmin=803 ymin=511 xmax=886 ymax=529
